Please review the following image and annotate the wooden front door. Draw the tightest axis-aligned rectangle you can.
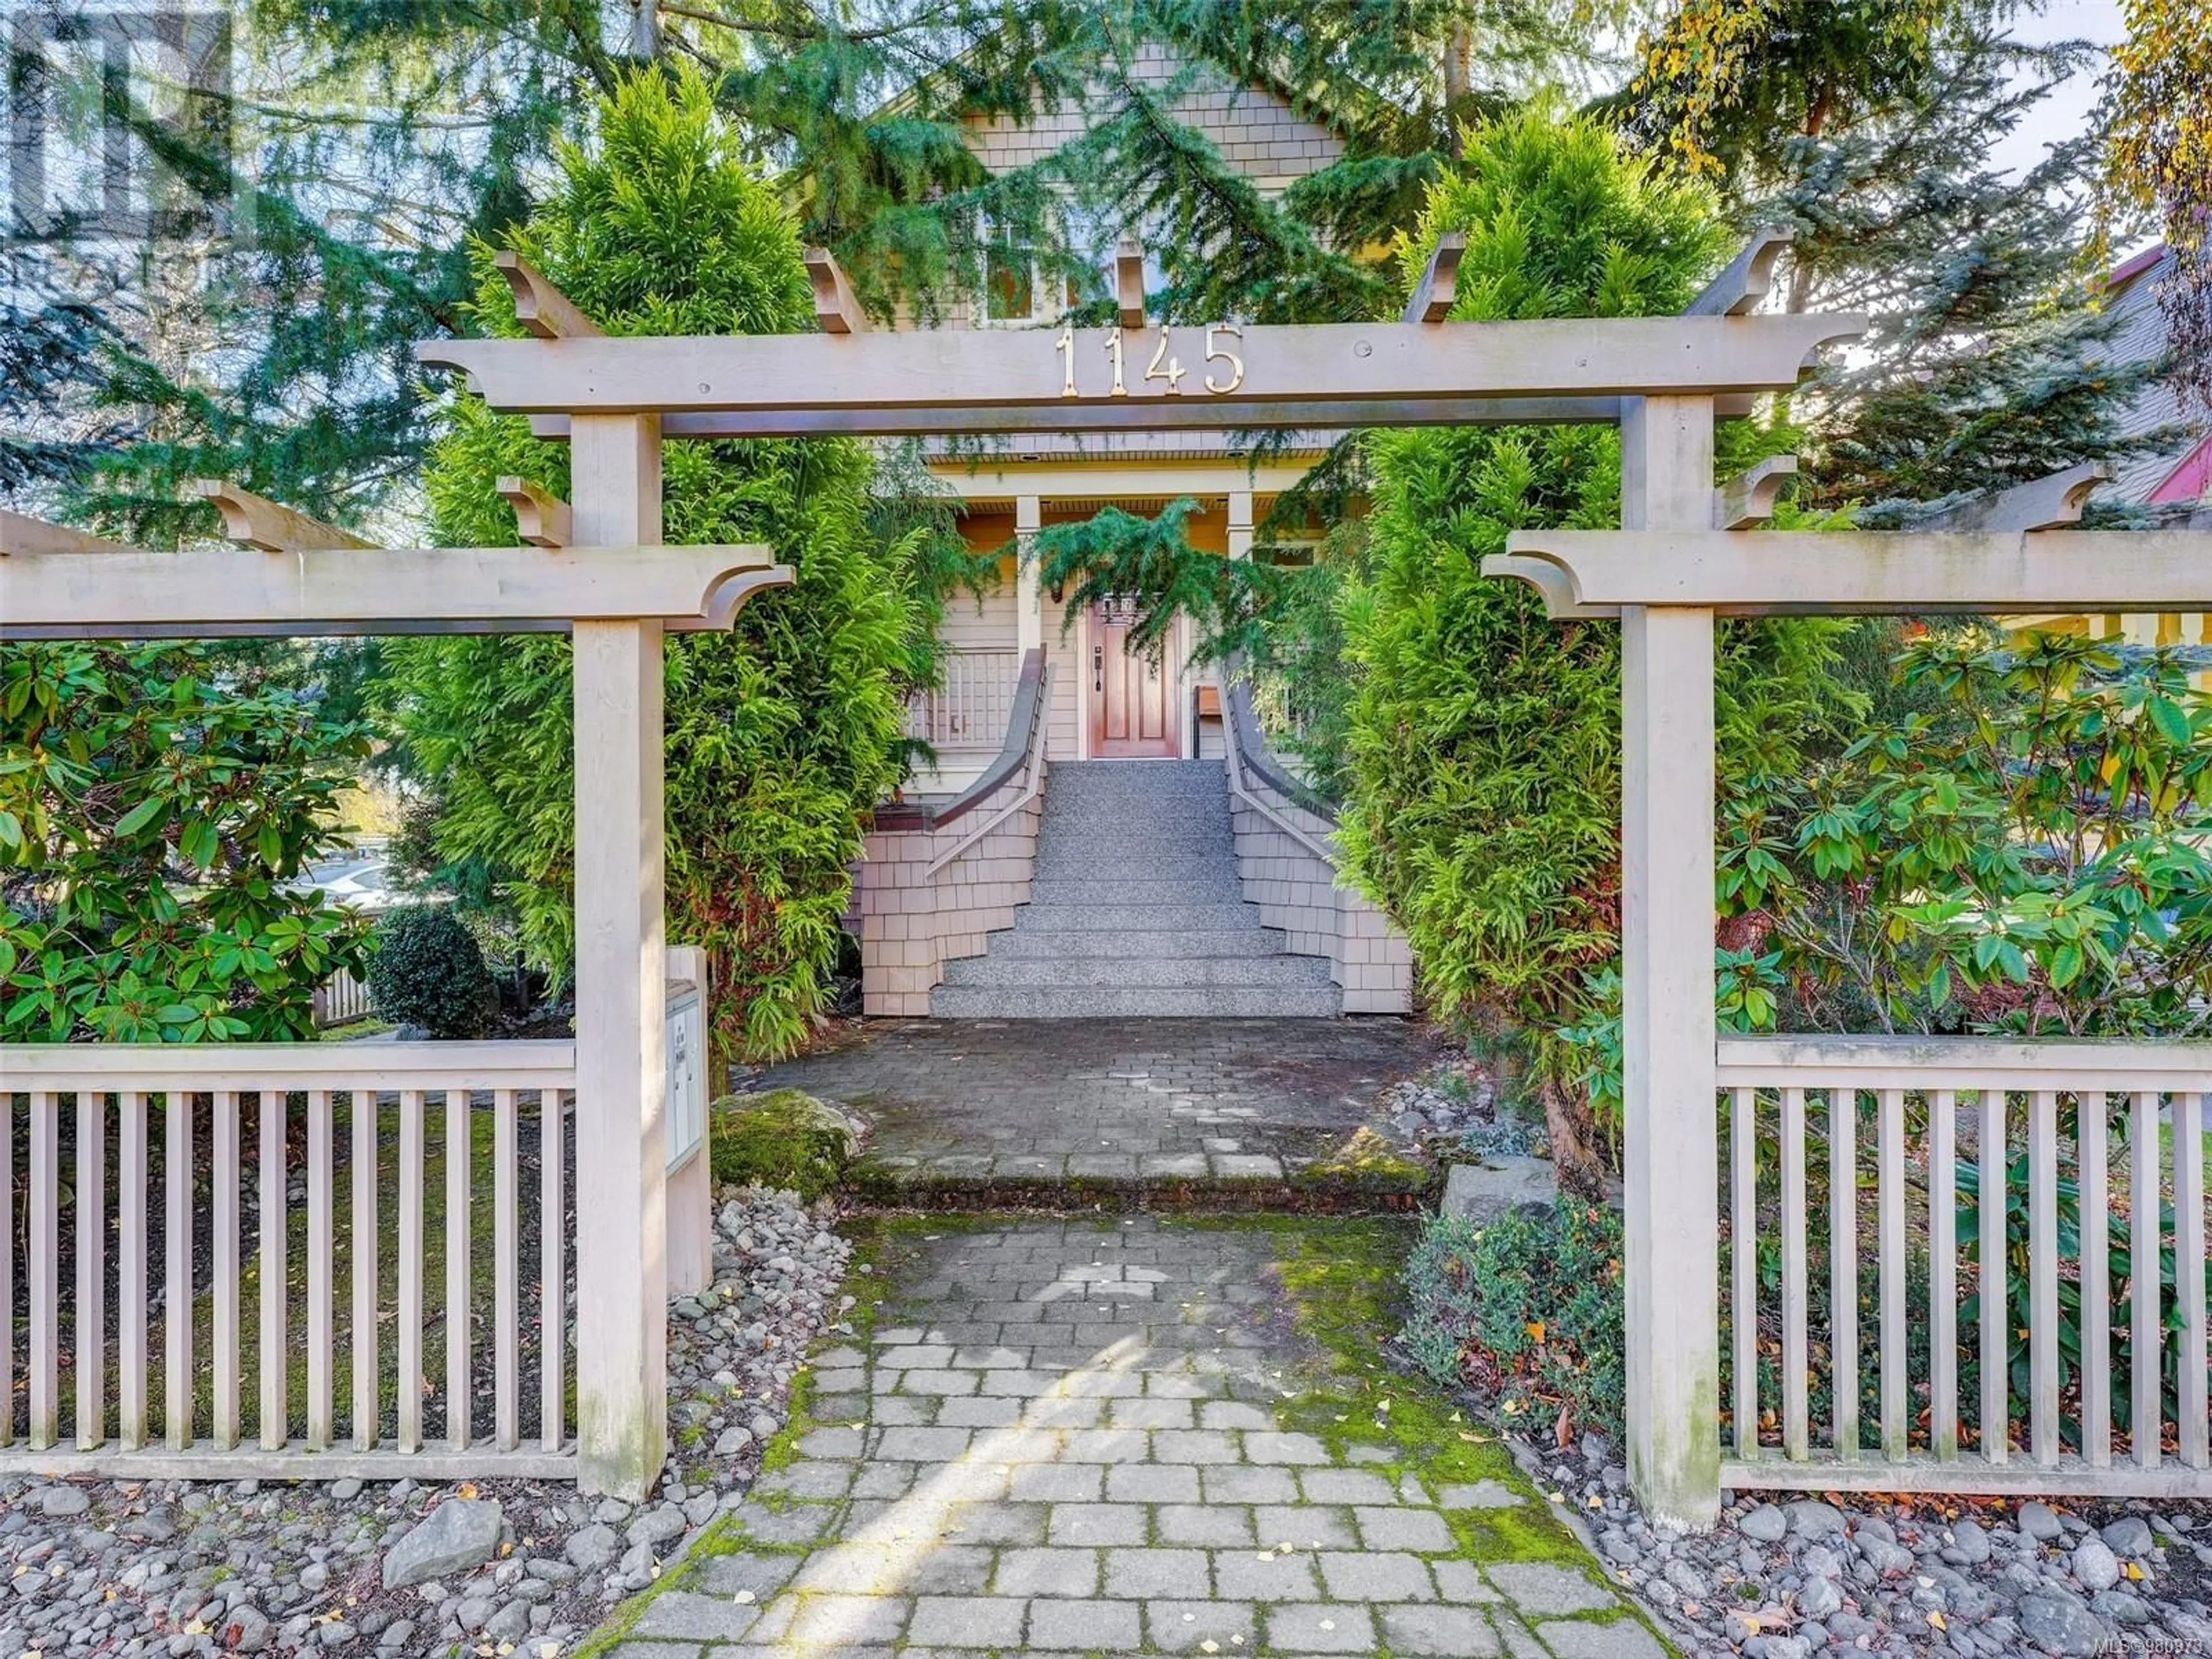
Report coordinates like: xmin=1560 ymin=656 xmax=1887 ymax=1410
xmin=1088 ymin=596 xmax=1178 ymax=757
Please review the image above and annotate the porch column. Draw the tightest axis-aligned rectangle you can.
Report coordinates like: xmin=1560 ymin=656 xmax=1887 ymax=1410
xmin=1227 ymin=491 xmax=1253 ymax=560
xmin=1016 ymin=495 xmax=1043 ymax=653
xmin=570 ymin=412 xmax=671 ymax=1499
xmin=1619 ymin=394 xmax=1721 ymax=1528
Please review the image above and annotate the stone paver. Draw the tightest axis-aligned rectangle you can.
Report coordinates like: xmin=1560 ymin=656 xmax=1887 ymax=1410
xmin=604 ymin=1218 xmax=1668 ymax=1657
xmin=744 ymin=1018 xmax=1441 ymax=1185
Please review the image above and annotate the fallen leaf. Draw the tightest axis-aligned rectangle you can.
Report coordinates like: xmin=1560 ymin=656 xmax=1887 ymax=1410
xmin=1526 ymin=1321 xmax=1546 ymax=1343
xmin=1928 ymin=1612 xmax=1948 ymax=1631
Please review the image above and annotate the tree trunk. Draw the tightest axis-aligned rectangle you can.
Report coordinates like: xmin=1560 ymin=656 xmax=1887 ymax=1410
xmin=1541 ymin=1074 xmax=1608 ymax=1199
xmin=1442 ymin=20 xmax=1473 ymax=160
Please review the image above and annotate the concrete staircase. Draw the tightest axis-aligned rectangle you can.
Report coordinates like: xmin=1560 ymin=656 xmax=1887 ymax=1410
xmin=930 ymin=759 xmax=1341 ymax=1018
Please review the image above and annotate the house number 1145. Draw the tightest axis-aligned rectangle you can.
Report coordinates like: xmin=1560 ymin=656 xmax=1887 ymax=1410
xmin=1055 ymin=324 xmax=1244 ymax=396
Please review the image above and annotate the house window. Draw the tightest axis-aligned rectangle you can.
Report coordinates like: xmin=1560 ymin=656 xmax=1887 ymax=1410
xmin=983 ymin=217 xmax=1037 ymax=323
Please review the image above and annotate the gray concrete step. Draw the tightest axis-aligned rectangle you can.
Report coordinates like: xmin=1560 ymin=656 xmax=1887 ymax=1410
xmin=1027 ymin=874 xmax=1247 ymax=906
xmin=929 ymin=984 xmax=1343 ymax=1018
xmin=983 ymin=926 xmax=1289 ymax=960
xmin=926 ymin=756 xmax=1340 ymax=1020
xmin=940 ymin=952 xmax=1336 ymax=988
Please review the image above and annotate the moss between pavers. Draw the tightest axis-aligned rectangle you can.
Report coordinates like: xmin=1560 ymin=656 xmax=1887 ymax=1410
xmin=841 ymin=1169 xmax=1434 ymax=1214
xmin=1172 ymin=1214 xmax=1680 ymax=1655
xmin=583 ymin=1211 xmax=1672 ymax=1658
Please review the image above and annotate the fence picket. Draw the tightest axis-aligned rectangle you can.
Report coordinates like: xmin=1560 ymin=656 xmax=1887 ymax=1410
xmin=2178 ymin=1092 xmax=2207 ymax=1469
xmin=447 ymin=1088 xmax=472 ymax=1452
xmin=260 ymin=1088 xmax=289 ymax=1450
xmin=353 ymin=1089 xmax=380 ymax=1451
xmin=543 ymin=1090 xmax=566 ymax=1452
xmin=2080 ymin=1092 xmax=2110 ymax=1468
xmin=2030 ymin=1090 xmax=2059 ymax=1467
xmin=1980 ymin=1088 xmax=2008 ymax=1465
xmin=2133 ymin=1091 xmax=2162 ymax=1470
xmin=1831 ymin=1089 xmax=1858 ymax=1460
xmin=3 ymin=1044 xmax=574 ymax=1480
xmin=76 ymin=1089 xmax=107 ymax=1449
xmin=496 ymin=1088 xmax=520 ymax=1452
xmin=308 ymin=1089 xmax=334 ymax=1451
xmin=119 ymin=1090 xmax=147 ymax=1449
xmin=2 ymin=1089 xmax=16 ymax=1448
xmin=399 ymin=1089 xmax=425 ymax=1453
xmin=1929 ymin=1088 xmax=1959 ymax=1461
xmin=1878 ymin=1088 xmax=1906 ymax=1462
xmin=1730 ymin=1087 xmax=1758 ymax=1460
xmin=213 ymin=1089 xmax=241 ymax=1449
xmin=166 ymin=1090 xmax=194 ymax=1449
xmin=1782 ymin=1086 xmax=1808 ymax=1461
xmin=29 ymin=1091 xmax=57 ymax=1449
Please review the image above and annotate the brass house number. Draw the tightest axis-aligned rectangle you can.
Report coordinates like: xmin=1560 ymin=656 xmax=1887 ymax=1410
xmin=1055 ymin=324 xmax=1244 ymax=397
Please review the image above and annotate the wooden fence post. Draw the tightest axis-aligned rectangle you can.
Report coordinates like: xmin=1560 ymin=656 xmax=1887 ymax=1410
xmin=571 ymin=412 xmax=671 ymax=1499
xmin=1619 ymin=393 xmax=1722 ymax=1527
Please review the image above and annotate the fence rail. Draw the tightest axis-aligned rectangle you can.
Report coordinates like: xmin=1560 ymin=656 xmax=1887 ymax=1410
xmin=2 ymin=1042 xmax=577 ymax=1478
xmin=907 ymin=646 xmax=1022 ymax=753
xmin=1716 ymin=1036 xmax=2210 ymax=1498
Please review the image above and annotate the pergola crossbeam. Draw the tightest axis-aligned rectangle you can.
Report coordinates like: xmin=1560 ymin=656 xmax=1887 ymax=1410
xmin=422 ymin=313 xmax=1861 ymax=428
xmin=1685 ymin=228 xmax=1792 ymax=317
xmin=1493 ymin=528 xmax=2212 ymax=615
xmin=1911 ymin=461 xmax=2111 ymax=532
xmin=1714 ymin=455 xmax=1797 ymax=528
xmin=498 ymin=476 xmax=574 ymax=548
xmin=189 ymin=480 xmax=376 ymax=552
xmin=1115 ymin=238 xmax=1147 ymax=330
xmin=804 ymin=247 xmax=868 ymax=335
xmin=1403 ymin=232 xmax=1465 ymax=325
xmin=0 ymin=543 xmax=790 ymax=638
xmin=494 ymin=251 xmax=604 ymax=340
xmin=0 ymin=510 xmax=134 ymax=556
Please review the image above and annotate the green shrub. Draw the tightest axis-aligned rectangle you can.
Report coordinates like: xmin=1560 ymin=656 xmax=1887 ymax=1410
xmin=1400 ymin=1199 xmax=1627 ymax=1444
xmin=1 ymin=641 xmax=370 ymax=1041
xmin=707 ymin=1089 xmax=855 ymax=1199
xmin=365 ymin=906 xmax=497 ymax=1039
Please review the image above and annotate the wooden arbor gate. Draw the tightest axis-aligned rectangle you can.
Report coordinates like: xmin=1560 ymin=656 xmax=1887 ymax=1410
xmin=6 ymin=232 xmax=2207 ymax=1515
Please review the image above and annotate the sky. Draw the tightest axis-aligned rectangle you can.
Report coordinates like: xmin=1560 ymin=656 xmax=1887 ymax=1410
xmin=1991 ymin=0 xmax=2126 ymax=177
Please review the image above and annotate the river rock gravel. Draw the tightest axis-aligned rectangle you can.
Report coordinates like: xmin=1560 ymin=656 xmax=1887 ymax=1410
xmin=1515 ymin=1427 xmax=2212 ymax=1656
xmin=0 ymin=1184 xmax=850 ymax=1659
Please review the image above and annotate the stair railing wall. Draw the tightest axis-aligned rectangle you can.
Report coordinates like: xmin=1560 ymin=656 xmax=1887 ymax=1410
xmin=856 ymin=650 xmax=1052 ymax=1015
xmin=1219 ymin=675 xmax=1414 ymax=1014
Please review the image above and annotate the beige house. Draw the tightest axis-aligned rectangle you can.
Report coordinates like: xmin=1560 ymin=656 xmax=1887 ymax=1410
xmin=850 ymin=47 xmax=1415 ymax=1018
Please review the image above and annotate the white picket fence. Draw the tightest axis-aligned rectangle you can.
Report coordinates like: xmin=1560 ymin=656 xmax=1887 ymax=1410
xmin=2 ymin=1043 xmax=577 ymax=1478
xmin=311 ymin=966 xmax=375 ymax=1029
xmin=1718 ymin=1037 xmax=2211 ymax=1496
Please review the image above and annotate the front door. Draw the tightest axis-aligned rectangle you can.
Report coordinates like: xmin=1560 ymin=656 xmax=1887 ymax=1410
xmin=1088 ymin=596 xmax=1178 ymax=757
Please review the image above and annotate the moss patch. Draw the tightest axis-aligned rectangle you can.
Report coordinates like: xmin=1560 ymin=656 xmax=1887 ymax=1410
xmin=707 ymin=1088 xmax=855 ymax=1199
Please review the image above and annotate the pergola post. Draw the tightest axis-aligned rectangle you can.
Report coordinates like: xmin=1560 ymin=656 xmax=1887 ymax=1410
xmin=1618 ymin=395 xmax=1722 ymax=1527
xmin=570 ymin=412 xmax=672 ymax=1498
xmin=1016 ymin=495 xmax=1043 ymax=653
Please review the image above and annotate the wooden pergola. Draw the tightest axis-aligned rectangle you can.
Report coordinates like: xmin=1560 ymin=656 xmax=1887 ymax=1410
xmin=7 ymin=232 xmax=2207 ymax=1515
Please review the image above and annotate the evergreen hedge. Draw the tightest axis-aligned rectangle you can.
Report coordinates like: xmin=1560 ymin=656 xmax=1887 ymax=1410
xmin=1339 ymin=109 xmax=1849 ymax=1182
xmin=378 ymin=70 xmax=922 ymax=1063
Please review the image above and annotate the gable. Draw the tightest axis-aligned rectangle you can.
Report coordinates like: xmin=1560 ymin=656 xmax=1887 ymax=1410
xmin=962 ymin=43 xmax=1346 ymax=199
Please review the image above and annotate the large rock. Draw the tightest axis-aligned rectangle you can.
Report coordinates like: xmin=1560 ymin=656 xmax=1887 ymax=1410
xmin=381 ymin=1498 xmax=504 ymax=1589
xmin=2016 ymin=1591 xmax=2109 ymax=1657
xmin=1441 ymin=1157 xmax=1556 ymax=1225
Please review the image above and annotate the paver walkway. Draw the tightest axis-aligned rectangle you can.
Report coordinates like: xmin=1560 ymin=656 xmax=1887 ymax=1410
xmin=742 ymin=1019 xmax=1443 ymax=1187
xmin=605 ymin=1217 xmax=1668 ymax=1658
